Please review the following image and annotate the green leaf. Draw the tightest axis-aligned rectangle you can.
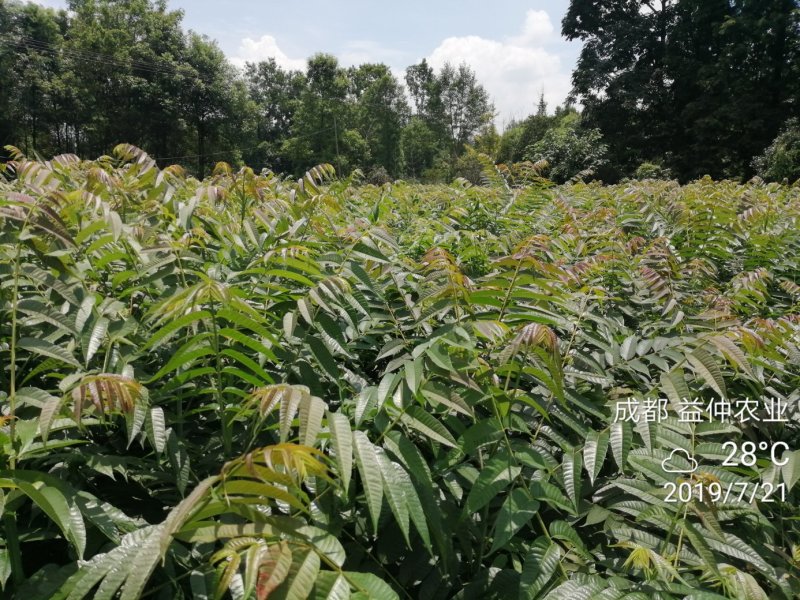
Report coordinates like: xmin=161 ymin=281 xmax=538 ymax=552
xmin=145 ymin=310 xmax=212 ymax=350
xmin=403 ymin=357 xmax=424 ymax=394
xmin=38 ymin=394 xmax=64 ymax=443
xmin=299 ymin=394 xmax=326 ymax=447
xmin=682 ymin=520 xmax=720 ymax=578
xmin=216 ymin=308 xmax=276 ymax=342
xmin=549 ymin=520 xmax=590 ymax=560
xmin=0 ymin=473 xmax=85 ymax=559
xmin=375 ymin=450 xmax=410 ymax=546
xmin=343 ymin=572 xmax=398 ymax=600
xmin=75 ymin=296 xmax=96 ymax=333
xmin=610 ymin=421 xmax=632 ymax=473
xmin=312 ymin=571 xmax=350 ymax=600
xmin=219 ymin=327 xmax=277 ymax=361
xmin=620 ymin=335 xmax=637 ymax=361
xmin=146 ymin=342 xmax=215 ymax=383
xmin=520 ymin=538 xmax=561 ymax=600
xmin=583 ymin=430 xmax=609 ymax=485
xmin=0 ymin=546 xmax=11 ymax=591
xmin=126 ymin=401 xmax=147 ymax=448
xmin=781 ymin=449 xmax=800 ymax=490
xmin=704 ymin=533 xmax=776 ymax=579
xmin=708 ymin=335 xmax=754 ymax=377
xmin=465 ymin=456 xmax=520 ymax=514
xmin=398 ymin=406 xmax=457 ymax=448
xmin=116 ymin=478 xmax=217 ymax=600
xmin=308 ymin=336 xmax=341 ymax=380
xmin=265 ymin=268 xmax=316 ymax=287
xmin=17 ymin=337 xmax=81 ymax=368
xmin=376 ymin=339 xmax=406 ymax=361
xmin=687 ymin=347 xmax=726 ymax=398
xmin=16 ymin=299 xmax=78 ymax=335
xmin=726 ymin=570 xmax=768 ymax=600
xmin=421 ymin=382 xmax=473 ymax=417
xmin=562 ymin=448 xmax=582 ymax=509
xmin=272 ymin=547 xmax=320 ymax=600
xmin=530 ymin=479 xmax=575 ymax=514
xmin=352 ymin=241 xmax=389 ymax=263
xmin=146 ymin=407 xmax=166 ymax=454
xmin=296 ymin=525 xmax=346 ymax=568
xmin=394 ymin=462 xmax=431 ymax=553
xmin=175 ymin=522 xmax=278 ymax=544
xmin=278 ymin=387 xmax=303 ymax=442
xmin=85 ymin=317 xmax=109 ymax=364
xmin=353 ymin=431 xmax=383 ymax=532
xmin=423 ymin=342 xmax=454 ymax=371
xmin=327 ymin=412 xmax=353 ymax=492
xmin=660 ymin=369 xmax=692 ymax=408
xmin=490 ymin=487 xmax=539 ymax=554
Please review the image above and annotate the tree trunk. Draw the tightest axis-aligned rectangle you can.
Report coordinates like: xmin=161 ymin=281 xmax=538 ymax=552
xmin=197 ymin=121 xmax=206 ymax=179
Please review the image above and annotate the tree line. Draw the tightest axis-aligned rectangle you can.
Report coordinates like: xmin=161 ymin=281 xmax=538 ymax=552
xmin=0 ymin=0 xmax=502 ymax=182
xmin=2 ymin=0 xmax=800 ymax=183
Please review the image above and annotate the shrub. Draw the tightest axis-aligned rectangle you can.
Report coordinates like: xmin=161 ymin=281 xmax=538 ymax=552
xmin=366 ymin=165 xmax=392 ymax=185
xmin=753 ymin=118 xmax=800 ymax=183
xmin=525 ymin=114 xmax=608 ymax=183
xmin=452 ymin=150 xmax=485 ymax=185
xmin=634 ymin=161 xmax=672 ymax=180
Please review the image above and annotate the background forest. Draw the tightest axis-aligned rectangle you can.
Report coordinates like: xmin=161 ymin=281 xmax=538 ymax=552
xmin=2 ymin=0 xmax=800 ymax=184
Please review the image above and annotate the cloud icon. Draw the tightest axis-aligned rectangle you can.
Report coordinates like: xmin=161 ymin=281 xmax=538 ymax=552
xmin=661 ymin=449 xmax=699 ymax=474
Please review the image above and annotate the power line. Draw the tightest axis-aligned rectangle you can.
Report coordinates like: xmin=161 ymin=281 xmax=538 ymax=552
xmin=1 ymin=33 xmax=416 ymax=167
xmin=0 ymin=34 xmax=217 ymax=83
xmin=12 ymin=34 xmax=177 ymax=76
xmin=2 ymin=35 xmax=168 ymax=76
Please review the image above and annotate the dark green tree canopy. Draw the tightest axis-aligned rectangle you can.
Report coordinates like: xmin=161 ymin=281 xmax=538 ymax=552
xmin=4 ymin=0 xmax=799 ymax=183
xmin=243 ymin=58 xmax=305 ymax=172
xmin=564 ymin=0 xmax=800 ymax=181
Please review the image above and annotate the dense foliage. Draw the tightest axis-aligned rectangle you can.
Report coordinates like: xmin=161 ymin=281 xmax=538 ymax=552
xmin=563 ymin=0 xmax=800 ymax=181
xmin=1 ymin=146 xmax=799 ymax=599
xmin=0 ymin=0 xmax=493 ymax=181
xmin=524 ymin=113 xmax=609 ymax=184
xmin=753 ymin=118 xmax=800 ymax=184
xmin=5 ymin=0 xmax=800 ymax=183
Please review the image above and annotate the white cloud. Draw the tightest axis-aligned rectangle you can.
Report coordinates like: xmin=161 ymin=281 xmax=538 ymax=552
xmin=231 ymin=35 xmax=306 ymax=71
xmin=427 ymin=10 xmax=571 ymax=124
xmin=510 ymin=10 xmax=555 ymax=46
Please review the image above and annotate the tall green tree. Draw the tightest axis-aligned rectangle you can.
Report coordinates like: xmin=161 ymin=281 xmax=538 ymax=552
xmin=0 ymin=1 xmax=66 ymax=157
xmin=400 ymin=116 xmax=442 ymax=178
xmin=349 ymin=63 xmax=409 ymax=176
xmin=283 ymin=53 xmax=359 ymax=174
xmin=525 ymin=112 xmax=609 ymax=183
xmin=669 ymin=0 xmax=800 ymax=179
xmin=438 ymin=63 xmax=494 ymax=157
xmin=563 ymin=0 xmax=678 ymax=177
xmin=180 ymin=33 xmax=244 ymax=178
xmin=563 ymin=0 xmax=800 ymax=181
xmin=243 ymin=58 xmax=305 ymax=173
xmin=63 ymin=0 xmax=189 ymax=157
xmin=753 ymin=117 xmax=800 ymax=182
xmin=403 ymin=60 xmax=494 ymax=175
xmin=497 ymin=93 xmax=556 ymax=164
xmin=403 ymin=59 xmax=448 ymax=176
xmin=405 ymin=58 xmax=441 ymax=122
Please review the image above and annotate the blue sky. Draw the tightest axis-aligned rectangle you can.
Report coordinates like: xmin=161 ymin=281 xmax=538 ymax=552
xmin=32 ymin=0 xmax=580 ymax=125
